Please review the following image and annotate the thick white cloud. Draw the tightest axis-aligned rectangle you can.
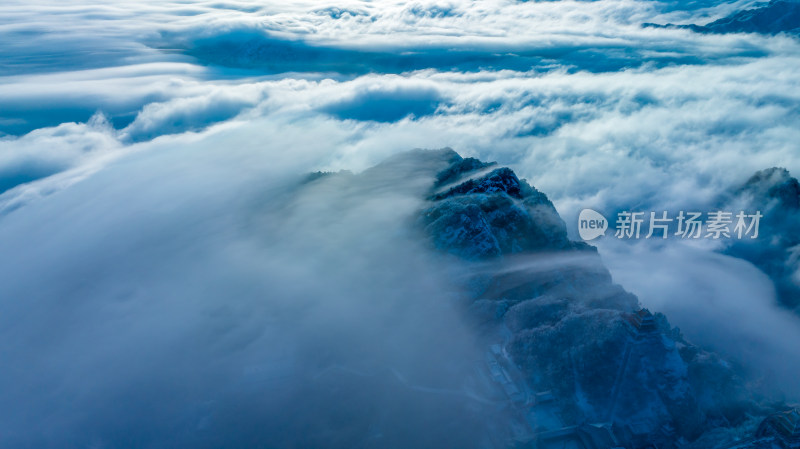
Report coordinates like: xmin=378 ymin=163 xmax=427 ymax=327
xmin=599 ymin=239 xmax=800 ymax=398
xmin=0 ymin=119 xmax=507 ymax=448
xmin=2 ymin=0 xmax=800 ymax=446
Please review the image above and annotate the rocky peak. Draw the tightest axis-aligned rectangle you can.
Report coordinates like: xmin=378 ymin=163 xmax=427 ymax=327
xmin=433 ymin=156 xmax=496 ymax=189
xmin=432 ymin=167 xmax=525 ymax=200
xmin=740 ymin=167 xmax=800 ymax=210
xmin=419 ymin=152 xmax=575 ymax=259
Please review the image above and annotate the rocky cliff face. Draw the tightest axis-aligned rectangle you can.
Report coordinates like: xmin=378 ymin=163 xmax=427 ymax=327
xmin=302 ymin=149 xmax=782 ymax=448
xmin=413 ymin=149 xmax=776 ymax=448
xmin=420 ymin=156 xmax=581 ymax=259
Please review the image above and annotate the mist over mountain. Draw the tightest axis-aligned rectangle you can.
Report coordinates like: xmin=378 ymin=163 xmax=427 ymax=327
xmin=3 ymin=1 xmax=800 ymax=448
xmin=413 ymin=149 xmax=785 ymax=448
xmin=0 ymin=146 xmax=508 ymax=449
xmin=722 ymin=167 xmax=800 ymax=313
xmin=273 ymin=149 xmax=793 ymax=448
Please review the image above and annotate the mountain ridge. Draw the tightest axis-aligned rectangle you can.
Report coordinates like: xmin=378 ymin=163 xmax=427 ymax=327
xmin=393 ymin=149 xmax=784 ymax=448
xmin=644 ymin=0 xmax=800 ymax=36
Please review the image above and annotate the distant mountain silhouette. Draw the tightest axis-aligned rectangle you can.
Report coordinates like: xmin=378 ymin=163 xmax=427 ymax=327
xmin=645 ymin=0 xmax=800 ymax=36
xmin=722 ymin=167 xmax=800 ymax=312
